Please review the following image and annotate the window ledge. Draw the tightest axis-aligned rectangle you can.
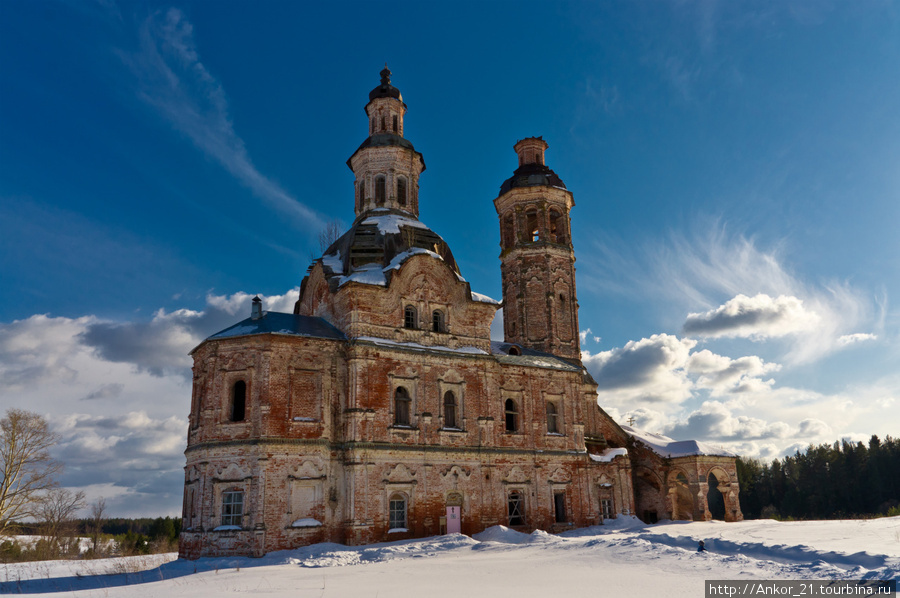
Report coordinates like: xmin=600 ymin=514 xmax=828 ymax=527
xmin=389 ymin=425 xmax=418 ymax=431
xmin=546 ymin=432 xmax=564 ymax=437
xmin=291 ymin=417 xmax=319 ymax=423
xmin=387 ymin=527 xmax=409 ymax=534
xmin=212 ymin=525 xmax=244 ymax=532
xmin=439 ymin=427 xmax=466 ymax=433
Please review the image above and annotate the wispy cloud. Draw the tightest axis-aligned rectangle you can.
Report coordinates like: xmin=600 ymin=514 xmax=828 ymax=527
xmin=126 ymin=9 xmax=323 ymax=231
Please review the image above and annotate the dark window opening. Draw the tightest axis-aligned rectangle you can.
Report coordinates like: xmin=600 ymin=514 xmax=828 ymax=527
xmin=392 ymin=115 xmax=398 ymax=132
xmin=375 ymin=176 xmax=386 ymax=204
xmin=381 ymin=115 xmax=386 ymax=131
xmin=508 ymin=346 xmax=520 ymax=356
xmin=397 ymin=177 xmax=407 ymax=206
xmin=549 ymin=209 xmax=566 ymax=243
xmin=443 ymin=391 xmax=457 ymax=428
xmin=554 ymin=492 xmax=567 ymax=523
xmin=432 ymin=310 xmax=445 ymax=332
xmin=504 ymin=399 xmax=518 ymax=432
xmin=404 ymin=305 xmax=417 ymax=329
xmin=508 ymin=492 xmax=525 ymax=526
xmin=525 ymin=209 xmax=539 ymax=242
xmin=546 ymin=402 xmax=559 ymax=434
xmin=231 ymin=381 xmax=246 ymax=422
xmin=394 ymin=387 xmax=411 ymax=426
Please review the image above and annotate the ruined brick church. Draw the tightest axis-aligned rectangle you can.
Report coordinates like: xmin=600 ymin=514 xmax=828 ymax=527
xmin=179 ymin=68 xmax=742 ymax=559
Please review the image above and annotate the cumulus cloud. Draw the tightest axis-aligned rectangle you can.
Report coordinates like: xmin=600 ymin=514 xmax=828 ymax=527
xmin=683 ymin=293 xmax=820 ymax=340
xmin=686 ymin=350 xmax=780 ymax=396
xmin=127 ymin=9 xmax=323 ymax=231
xmin=584 ymin=334 xmax=696 ymax=404
xmin=53 ymin=412 xmax=187 ymax=517
xmin=579 ymin=328 xmax=601 ymax=345
xmin=667 ymin=401 xmax=792 ymax=441
xmin=79 ymin=288 xmax=299 ymax=376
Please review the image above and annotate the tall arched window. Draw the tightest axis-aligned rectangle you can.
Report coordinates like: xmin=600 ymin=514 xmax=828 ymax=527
xmin=394 ymin=387 xmax=411 ymax=426
xmin=504 ymin=398 xmax=518 ymax=432
xmin=375 ymin=176 xmax=386 ymax=204
xmin=432 ymin=309 xmax=445 ymax=333
xmin=357 ymin=180 xmax=365 ymax=209
xmin=389 ymin=493 xmax=407 ymax=530
xmin=525 ymin=208 xmax=539 ymax=242
xmin=549 ymin=209 xmax=563 ymax=243
xmin=546 ymin=402 xmax=559 ymax=434
xmin=392 ymin=115 xmax=398 ymax=132
xmin=404 ymin=305 xmax=418 ymax=329
xmin=231 ymin=381 xmax=246 ymax=422
xmin=443 ymin=391 xmax=457 ymax=429
xmin=397 ymin=177 xmax=408 ymax=206
xmin=381 ymin=115 xmax=386 ymax=132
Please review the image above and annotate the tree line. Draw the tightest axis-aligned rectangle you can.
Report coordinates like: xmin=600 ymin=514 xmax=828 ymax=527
xmin=0 ymin=409 xmax=182 ymax=562
xmin=736 ymin=435 xmax=900 ymax=520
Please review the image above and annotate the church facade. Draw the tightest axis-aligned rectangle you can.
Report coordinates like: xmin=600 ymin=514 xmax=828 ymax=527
xmin=179 ymin=69 xmax=742 ymax=559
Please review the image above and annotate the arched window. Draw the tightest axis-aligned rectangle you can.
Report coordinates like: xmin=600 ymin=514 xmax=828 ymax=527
xmin=432 ymin=310 xmax=445 ymax=333
xmin=525 ymin=209 xmax=539 ymax=242
xmin=508 ymin=346 xmax=520 ymax=356
xmin=508 ymin=491 xmax=525 ymax=526
xmin=231 ymin=381 xmax=246 ymax=422
xmin=394 ymin=387 xmax=411 ymax=426
xmin=392 ymin=115 xmax=398 ymax=132
xmin=397 ymin=177 xmax=408 ymax=206
xmin=549 ymin=209 xmax=563 ymax=243
xmin=389 ymin=493 xmax=407 ymax=530
xmin=357 ymin=180 xmax=364 ymax=209
xmin=381 ymin=115 xmax=386 ymax=132
xmin=546 ymin=402 xmax=559 ymax=434
xmin=504 ymin=398 xmax=518 ymax=432
xmin=375 ymin=176 xmax=386 ymax=204
xmin=404 ymin=305 xmax=418 ymax=329
xmin=443 ymin=391 xmax=457 ymax=429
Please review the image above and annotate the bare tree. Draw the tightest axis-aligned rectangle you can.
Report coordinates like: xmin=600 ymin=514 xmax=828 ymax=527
xmin=0 ymin=409 xmax=62 ymax=537
xmin=35 ymin=487 xmax=85 ymax=559
xmin=89 ymin=497 xmax=107 ymax=556
xmin=309 ymin=219 xmax=344 ymax=261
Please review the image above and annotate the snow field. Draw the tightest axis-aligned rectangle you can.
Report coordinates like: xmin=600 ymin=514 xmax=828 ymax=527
xmin=1 ymin=517 xmax=897 ymax=597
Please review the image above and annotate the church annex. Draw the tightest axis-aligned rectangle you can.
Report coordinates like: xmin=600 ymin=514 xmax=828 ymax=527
xmin=179 ymin=69 xmax=742 ymax=559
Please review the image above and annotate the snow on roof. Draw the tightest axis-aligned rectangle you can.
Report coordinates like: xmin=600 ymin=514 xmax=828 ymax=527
xmin=470 ymin=291 xmax=500 ymax=304
xmin=621 ymin=425 xmax=737 ymax=458
xmin=383 ymin=247 xmax=441 ymax=272
xmin=588 ymin=447 xmax=629 ymax=463
xmin=338 ymin=264 xmax=387 ymax=287
xmin=362 ymin=211 xmax=430 ymax=234
xmin=356 ymin=336 xmax=488 ymax=355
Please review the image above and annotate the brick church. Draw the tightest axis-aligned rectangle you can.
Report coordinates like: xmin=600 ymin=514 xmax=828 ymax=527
xmin=179 ymin=68 xmax=742 ymax=559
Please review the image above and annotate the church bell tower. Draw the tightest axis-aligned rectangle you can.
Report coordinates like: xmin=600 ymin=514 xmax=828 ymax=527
xmin=347 ymin=66 xmax=426 ymax=218
xmin=494 ymin=137 xmax=581 ymax=361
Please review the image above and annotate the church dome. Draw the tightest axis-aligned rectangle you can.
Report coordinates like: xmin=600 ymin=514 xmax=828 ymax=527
xmin=368 ymin=66 xmax=403 ymax=102
xmin=317 ymin=209 xmax=461 ymax=289
xmin=499 ymin=162 xmax=567 ymax=194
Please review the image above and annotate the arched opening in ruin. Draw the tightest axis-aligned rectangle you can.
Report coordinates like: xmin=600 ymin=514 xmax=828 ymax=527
xmin=633 ymin=468 xmax=662 ymax=524
xmin=671 ymin=472 xmax=694 ymax=521
xmin=707 ymin=472 xmax=726 ymax=521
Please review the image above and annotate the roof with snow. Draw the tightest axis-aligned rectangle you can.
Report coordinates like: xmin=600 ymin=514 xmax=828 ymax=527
xmin=313 ymin=208 xmax=497 ymax=305
xmin=490 ymin=341 xmax=582 ymax=372
xmin=205 ymin=312 xmax=346 ymax=343
xmin=621 ymin=425 xmax=737 ymax=458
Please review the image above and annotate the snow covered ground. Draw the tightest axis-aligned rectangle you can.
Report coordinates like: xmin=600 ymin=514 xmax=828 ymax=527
xmin=2 ymin=517 xmax=897 ymax=597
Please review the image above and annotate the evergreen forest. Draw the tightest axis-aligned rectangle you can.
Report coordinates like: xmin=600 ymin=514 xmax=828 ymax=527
xmin=736 ymin=435 xmax=900 ymax=520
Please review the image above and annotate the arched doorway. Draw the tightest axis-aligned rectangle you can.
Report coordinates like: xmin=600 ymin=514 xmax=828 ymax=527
xmin=707 ymin=472 xmax=726 ymax=520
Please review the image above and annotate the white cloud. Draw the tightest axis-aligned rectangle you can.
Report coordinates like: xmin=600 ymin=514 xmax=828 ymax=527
xmin=686 ymin=349 xmax=780 ymax=396
xmin=127 ymin=9 xmax=323 ymax=232
xmin=666 ymin=401 xmax=792 ymax=441
xmin=683 ymin=293 xmax=820 ymax=340
xmin=837 ymin=332 xmax=877 ymax=346
xmin=584 ymin=334 xmax=696 ymax=404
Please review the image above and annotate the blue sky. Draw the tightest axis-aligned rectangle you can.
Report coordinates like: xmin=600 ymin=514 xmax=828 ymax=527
xmin=1 ymin=1 xmax=898 ymax=517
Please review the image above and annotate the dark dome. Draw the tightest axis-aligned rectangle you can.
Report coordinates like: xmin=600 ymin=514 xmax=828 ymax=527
xmin=369 ymin=66 xmax=402 ymax=102
xmin=318 ymin=209 xmax=460 ymax=290
xmin=499 ymin=162 xmax=567 ymax=195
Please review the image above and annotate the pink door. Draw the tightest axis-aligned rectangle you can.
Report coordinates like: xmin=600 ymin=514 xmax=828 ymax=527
xmin=446 ymin=506 xmax=461 ymax=534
